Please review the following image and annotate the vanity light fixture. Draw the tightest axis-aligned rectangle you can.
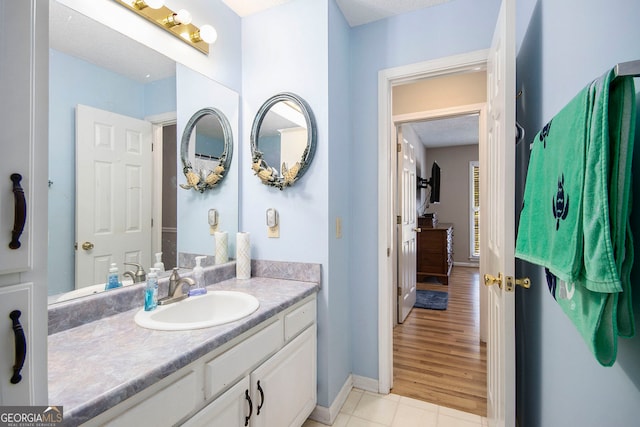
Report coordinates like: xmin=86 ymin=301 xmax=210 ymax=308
xmin=114 ymin=0 xmax=216 ymax=54
xmin=163 ymin=9 xmax=192 ymax=27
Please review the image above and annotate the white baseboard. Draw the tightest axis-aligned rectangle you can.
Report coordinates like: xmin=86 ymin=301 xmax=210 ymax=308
xmin=454 ymin=261 xmax=479 ymax=268
xmin=308 ymin=375 xmax=380 ymax=425
xmin=352 ymin=375 xmax=379 ymax=393
xmin=308 ymin=374 xmax=354 ymax=425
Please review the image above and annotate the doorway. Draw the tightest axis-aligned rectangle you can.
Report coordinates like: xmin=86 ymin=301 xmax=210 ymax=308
xmin=148 ymin=113 xmax=178 ymax=271
xmin=377 ymin=49 xmax=489 ymax=395
xmin=393 ymin=111 xmax=485 ymax=415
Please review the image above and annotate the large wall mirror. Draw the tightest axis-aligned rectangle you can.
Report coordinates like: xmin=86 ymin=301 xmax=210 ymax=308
xmin=48 ymin=1 xmax=238 ymax=303
xmin=180 ymin=107 xmax=233 ymax=192
xmin=250 ymin=93 xmax=317 ymax=190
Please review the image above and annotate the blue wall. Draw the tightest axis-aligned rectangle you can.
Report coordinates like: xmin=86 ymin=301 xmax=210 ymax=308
xmin=48 ymin=49 xmax=175 ymax=296
xmin=176 ymin=64 xmax=239 ymax=258
xmin=515 ymin=0 xmax=640 ymax=425
xmin=327 ymin=0 xmax=353 ymax=405
xmin=241 ymin=0 xmax=333 ymax=405
xmin=348 ymin=0 xmax=501 ymax=381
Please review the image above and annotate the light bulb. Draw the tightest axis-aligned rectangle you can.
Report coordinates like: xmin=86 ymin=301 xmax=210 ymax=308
xmin=175 ymin=9 xmax=192 ymax=25
xmin=199 ymin=24 xmax=217 ymax=44
xmin=145 ymin=0 xmax=164 ymax=9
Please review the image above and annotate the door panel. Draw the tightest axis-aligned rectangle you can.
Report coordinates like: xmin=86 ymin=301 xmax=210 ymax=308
xmin=398 ymin=128 xmax=418 ymax=323
xmin=76 ymin=105 xmax=152 ymax=288
xmin=482 ymin=1 xmax=516 ymax=426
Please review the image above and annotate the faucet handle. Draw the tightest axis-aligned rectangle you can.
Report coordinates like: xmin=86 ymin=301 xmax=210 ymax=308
xmin=124 ymin=262 xmax=146 ymax=280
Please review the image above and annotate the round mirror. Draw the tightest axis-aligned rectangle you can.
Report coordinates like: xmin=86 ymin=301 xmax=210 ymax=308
xmin=180 ymin=107 xmax=233 ymax=192
xmin=250 ymin=93 xmax=316 ymax=190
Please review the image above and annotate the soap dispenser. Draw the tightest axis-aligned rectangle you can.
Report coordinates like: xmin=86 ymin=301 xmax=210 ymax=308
xmin=144 ymin=268 xmax=159 ymax=311
xmin=105 ymin=263 xmax=122 ymax=290
xmin=189 ymin=256 xmax=207 ymax=296
xmin=153 ymin=252 xmax=165 ymax=273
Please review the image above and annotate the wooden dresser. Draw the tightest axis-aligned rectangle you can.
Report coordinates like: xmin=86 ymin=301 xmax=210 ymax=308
xmin=416 ymin=220 xmax=453 ymax=285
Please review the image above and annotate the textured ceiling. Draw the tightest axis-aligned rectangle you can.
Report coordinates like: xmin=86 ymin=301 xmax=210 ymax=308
xmin=51 ymin=0 xmax=473 ymax=147
xmin=405 ymin=114 xmax=479 ymax=148
xmin=222 ymin=0 xmax=453 ymax=26
xmin=50 ymin=1 xmax=175 ymax=83
xmin=51 ymin=0 xmax=457 ymax=82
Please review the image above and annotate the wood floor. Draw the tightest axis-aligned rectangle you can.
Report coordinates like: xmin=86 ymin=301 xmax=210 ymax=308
xmin=392 ymin=266 xmax=487 ymax=417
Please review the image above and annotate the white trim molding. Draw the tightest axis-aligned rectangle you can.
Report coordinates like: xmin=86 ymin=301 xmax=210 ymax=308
xmin=307 ymin=374 xmax=380 ymax=425
xmin=308 ymin=375 xmax=354 ymax=425
xmin=378 ymin=49 xmax=489 ymax=394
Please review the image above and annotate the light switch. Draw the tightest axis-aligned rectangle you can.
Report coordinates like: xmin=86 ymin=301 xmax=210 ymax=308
xmin=336 ymin=217 xmax=342 ymax=238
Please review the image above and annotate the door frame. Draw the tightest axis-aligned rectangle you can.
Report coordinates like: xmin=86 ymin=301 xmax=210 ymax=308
xmin=146 ymin=112 xmax=177 ymax=258
xmin=393 ymin=103 xmax=487 ymax=334
xmin=378 ymin=49 xmax=489 ymax=393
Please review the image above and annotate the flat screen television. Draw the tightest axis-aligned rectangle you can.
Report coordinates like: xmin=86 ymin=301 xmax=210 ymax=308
xmin=429 ymin=161 xmax=441 ymax=204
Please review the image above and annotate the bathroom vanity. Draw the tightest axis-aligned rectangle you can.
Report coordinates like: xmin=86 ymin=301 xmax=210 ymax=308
xmin=48 ymin=263 xmax=319 ymax=426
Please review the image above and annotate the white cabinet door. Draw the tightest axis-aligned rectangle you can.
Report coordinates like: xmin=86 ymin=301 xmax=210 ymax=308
xmin=250 ymin=326 xmax=316 ymax=427
xmin=184 ymin=377 xmax=251 ymax=427
xmin=0 ymin=0 xmax=48 ymax=405
xmin=0 ymin=284 xmax=33 ymax=405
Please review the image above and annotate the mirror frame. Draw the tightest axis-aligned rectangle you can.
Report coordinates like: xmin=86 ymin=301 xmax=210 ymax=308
xmin=250 ymin=92 xmax=317 ymax=190
xmin=180 ymin=107 xmax=234 ymax=193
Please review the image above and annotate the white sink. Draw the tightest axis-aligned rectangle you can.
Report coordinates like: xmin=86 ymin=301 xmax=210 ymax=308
xmin=134 ymin=291 xmax=260 ymax=331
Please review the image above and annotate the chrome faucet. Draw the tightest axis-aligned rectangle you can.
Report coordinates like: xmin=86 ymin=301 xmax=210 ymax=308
xmin=158 ymin=268 xmax=195 ymax=305
xmin=123 ymin=262 xmax=146 ymax=283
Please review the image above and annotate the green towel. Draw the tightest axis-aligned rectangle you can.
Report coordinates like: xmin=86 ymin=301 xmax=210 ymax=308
xmin=516 ymin=69 xmax=636 ymax=366
xmin=516 ymin=83 xmax=592 ymax=285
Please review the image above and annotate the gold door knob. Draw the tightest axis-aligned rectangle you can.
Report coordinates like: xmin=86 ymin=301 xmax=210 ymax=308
xmin=484 ymin=273 xmax=503 ymax=288
xmin=484 ymin=272 xmax=530 ymax=292
xmin=412 ymin=227 xmax=422 ymax=233
xmin=81 ymin=241 xmax=94 ymax=251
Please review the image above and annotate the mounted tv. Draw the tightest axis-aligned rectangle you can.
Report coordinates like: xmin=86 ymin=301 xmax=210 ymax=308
xmin=429 ymin=161 xmax=441 ymax=204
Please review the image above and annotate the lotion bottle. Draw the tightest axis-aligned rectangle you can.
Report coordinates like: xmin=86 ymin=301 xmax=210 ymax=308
xmin=188 ymin=256 xmax=207 ymax=296
xmin=144 ymin=268 xmax=158 ymax=311
xmin=153 ymin=252 xmax=165 ymax=273
xmin=105 ymin=263 xmax=122 ymax=290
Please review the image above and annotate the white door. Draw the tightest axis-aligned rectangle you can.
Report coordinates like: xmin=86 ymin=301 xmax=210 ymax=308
xmin=0 ymin=0 xmax=48 ymax=405
xmin=398 ymin=128 xmax=418 ymax=323
xmin=76 ymin=105 xmax=152 ymax=288
xmin=482 ymin=0 xmax=516 ymax=426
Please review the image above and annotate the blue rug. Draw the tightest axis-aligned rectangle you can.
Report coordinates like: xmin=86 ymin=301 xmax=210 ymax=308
xmin=414 ymin=290 xmax=448 ymax=310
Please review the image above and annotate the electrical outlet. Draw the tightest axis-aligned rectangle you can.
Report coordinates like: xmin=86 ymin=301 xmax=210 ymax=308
xmin=208 ymin=209 xmax=218 ymax=234
xmin=267 ymin=208 xmax=279 ymax=238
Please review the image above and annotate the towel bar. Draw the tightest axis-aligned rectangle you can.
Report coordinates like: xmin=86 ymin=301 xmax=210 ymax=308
xmin=614 ymin=60 xmax=640 ymax=77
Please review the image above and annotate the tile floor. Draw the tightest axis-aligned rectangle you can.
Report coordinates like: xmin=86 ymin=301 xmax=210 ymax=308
xmin=303 ymin=388 xmax=487 ymax=427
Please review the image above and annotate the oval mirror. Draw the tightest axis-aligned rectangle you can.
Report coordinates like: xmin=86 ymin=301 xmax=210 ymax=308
xmin=250 ymin=93 xmax=316 ymax=190
xmin=181 ymin=107 xmax=233 ymax=192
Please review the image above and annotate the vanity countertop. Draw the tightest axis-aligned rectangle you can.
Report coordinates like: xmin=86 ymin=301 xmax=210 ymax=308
xmin=48 ymin=277 xmax=319 ymax=425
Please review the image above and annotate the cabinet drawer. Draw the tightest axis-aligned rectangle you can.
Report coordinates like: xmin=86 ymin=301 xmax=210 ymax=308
xmin=105 ymin=370 xmax=199 ymax=426
xmin=285 ymin=299 xmax=316 ymax=341
xmin=206 ymin=319 xmax=283 ymax=400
